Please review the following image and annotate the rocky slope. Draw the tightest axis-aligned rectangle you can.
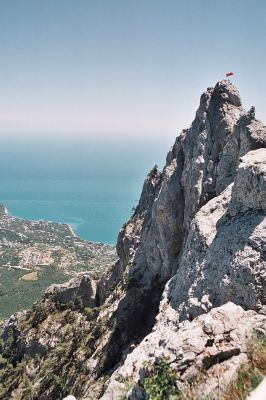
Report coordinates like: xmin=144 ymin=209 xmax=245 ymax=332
xmin=102 ymin=303 xmax=265 ymax=400
xmin=0 ymin=80 xmax=265 ymax=400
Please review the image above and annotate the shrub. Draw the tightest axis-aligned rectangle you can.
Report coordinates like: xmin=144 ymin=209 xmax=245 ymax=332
xmin=84 ymin=307 xmax=93 ymax=318
xmin=143 ymin=358 xmax=180 ymax=400
xmin=31 ymin=301 xmax=48 ymax=327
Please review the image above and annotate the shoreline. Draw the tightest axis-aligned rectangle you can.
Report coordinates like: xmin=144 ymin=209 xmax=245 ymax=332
xmin=67 ymin=223 xmax=77 ymax=237
xmin=0 ymin=203 xmax=116 ymax=246
xmin=0 ymin=203 xmax=78 ymax=237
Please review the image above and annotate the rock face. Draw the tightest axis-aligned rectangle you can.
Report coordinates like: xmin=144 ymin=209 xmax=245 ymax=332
xmin=102 ymin=303 xmax=266 ymax=400
xmin=1 ymin=80 xmax=265 ymax=400
xmin=45 ymin=276 xmax=98 ymax=308
xmin=232 ymin=149 xmax=266 ymax=212
xmin=163 ymin=149 xmax=266 ymax=323
xmin=99 ymin=80 xmax=266 ymax=398
xmin=96 ymin=80 xmax=266 ymax=360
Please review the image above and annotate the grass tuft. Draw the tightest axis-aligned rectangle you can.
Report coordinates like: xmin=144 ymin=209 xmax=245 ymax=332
xmin=223 ymin=333 xmax=266 ymax=400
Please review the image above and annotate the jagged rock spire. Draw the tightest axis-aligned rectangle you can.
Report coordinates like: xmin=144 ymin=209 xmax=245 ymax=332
xmin=213 ymin=79 xmax=242 ymax=106
xmin=2 ymin=81 xmax=266 ymax=400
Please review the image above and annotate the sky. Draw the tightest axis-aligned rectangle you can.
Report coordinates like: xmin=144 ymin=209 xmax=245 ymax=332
xmin=0 ymin=0 xmax=266 ymax=139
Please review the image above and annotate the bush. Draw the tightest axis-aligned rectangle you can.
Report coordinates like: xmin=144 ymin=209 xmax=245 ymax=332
xmin=143 ymin=358 xmax=180 ymax=400
xmin=84 ymin=307 xmax=93 ymax=318
xmin=31 ymin=301 xmax=48 ymax=327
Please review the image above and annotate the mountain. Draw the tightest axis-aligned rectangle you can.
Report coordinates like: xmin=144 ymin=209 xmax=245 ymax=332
xmin=0 ymin=80 xmax=265 ymax=400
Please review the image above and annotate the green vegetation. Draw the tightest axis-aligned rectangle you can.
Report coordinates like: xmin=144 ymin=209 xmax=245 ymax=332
xmin=143 ymin=358 xmax=181 ymax=400
xmin=0 ymin=294 xmax=114 ymax=399
xmin=223 ymin=334 xmax=266 ymax=400
xmin=0 ymin=327 xmax=19 ymax=399
xmin=0 ymin=266 xmax=69 ymax=319
xmin=0 ymin=206 xmax=116 ymax=320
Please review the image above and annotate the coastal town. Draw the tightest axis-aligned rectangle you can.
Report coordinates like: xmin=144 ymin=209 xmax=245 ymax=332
xmin=0 ymin=204 xmax=117 ymax=318
xmin=0 ymin=204 xmax=116 ymax=276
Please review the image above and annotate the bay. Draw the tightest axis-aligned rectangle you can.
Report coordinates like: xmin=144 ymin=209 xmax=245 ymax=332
xmin=0 ymin=135 xmax=173 ymax=244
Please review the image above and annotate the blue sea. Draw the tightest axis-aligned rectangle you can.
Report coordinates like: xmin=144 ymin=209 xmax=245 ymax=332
xmin=0 ymin=135 xmax=172 ymax=244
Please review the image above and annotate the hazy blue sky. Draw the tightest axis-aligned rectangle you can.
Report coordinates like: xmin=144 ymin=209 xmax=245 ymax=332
xmin=1 ymin=0 xmax=266 ymax=138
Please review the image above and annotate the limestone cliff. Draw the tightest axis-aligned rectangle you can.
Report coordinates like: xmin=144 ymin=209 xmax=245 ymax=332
xmin=96 ymin=80 xmax=266 ymax=363
xmin=0 ymin=80 xmax=265 ymax=400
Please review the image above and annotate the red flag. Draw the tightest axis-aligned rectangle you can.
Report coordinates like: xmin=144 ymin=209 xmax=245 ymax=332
xmin=226 ymin=72 xmax=234 ymax=77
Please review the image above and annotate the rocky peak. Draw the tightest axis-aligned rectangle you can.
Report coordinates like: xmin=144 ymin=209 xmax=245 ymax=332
xmin=99 ymin=82 xmax=266 ymax=398
xmin=98 ymin=79 xmax=265 ymax=346
xmin=92 ymin=81 xmax=266 ymax=371
xmin=1 ymin=81 xmax=265 ymax=400
xmin=213 ymin=79 xmax=242 ymax=107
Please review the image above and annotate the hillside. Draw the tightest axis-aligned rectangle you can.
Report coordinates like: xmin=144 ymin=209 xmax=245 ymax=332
xmin=0 ymin=205 xmax=116 ymax=319
xmin=0 ymin=80 xmax=265 ymax=400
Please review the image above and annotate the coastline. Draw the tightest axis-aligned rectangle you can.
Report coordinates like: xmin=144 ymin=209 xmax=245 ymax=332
xmin=1 ymin=203 xmax=77 ymax=238
xmin=67 ymin=223 xmax=77 ymax=237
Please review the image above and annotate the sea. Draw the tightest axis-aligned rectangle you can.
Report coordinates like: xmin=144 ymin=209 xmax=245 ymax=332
xmin=0 ymin=135 xmax=173 ymax=244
